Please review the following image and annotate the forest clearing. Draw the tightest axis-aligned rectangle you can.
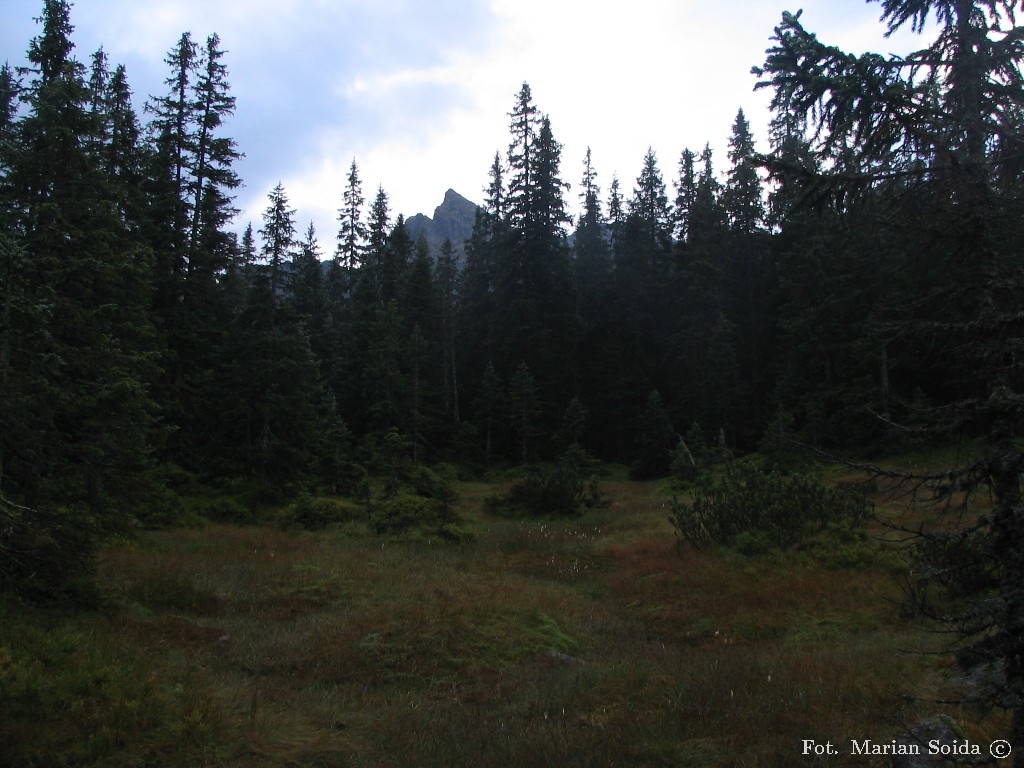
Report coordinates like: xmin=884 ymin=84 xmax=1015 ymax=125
xmin=1 ymin=459 xmax=1006 ymax=767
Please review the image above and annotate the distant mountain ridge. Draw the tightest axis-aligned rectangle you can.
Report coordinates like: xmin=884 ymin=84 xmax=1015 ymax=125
xmin=405 ymin=189 xmax=479 ymax=262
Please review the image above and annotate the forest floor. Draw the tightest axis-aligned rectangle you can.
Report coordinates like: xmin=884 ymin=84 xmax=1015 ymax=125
xmin=0 ymin=462 xmax=1008 ymax=767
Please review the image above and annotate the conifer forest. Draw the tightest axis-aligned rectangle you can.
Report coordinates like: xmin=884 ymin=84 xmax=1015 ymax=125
xmin=2 ymin=0 xmax=1024 ymax=765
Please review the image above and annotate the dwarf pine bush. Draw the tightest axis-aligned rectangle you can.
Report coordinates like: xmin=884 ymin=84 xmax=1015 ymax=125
xmin=505 ymin=446 xmax=603 ymax=517
xmin=670 ymin=460 xmax=871 ymax=551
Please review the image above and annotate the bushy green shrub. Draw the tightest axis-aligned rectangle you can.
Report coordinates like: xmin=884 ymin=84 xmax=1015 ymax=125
xmin=371 ymin=495 xmax=438 ymax=535
xmin=366 ymin=462 xmax=472 ymax=541
xmin=409 ymin=464 xmax=460 ymax=517
xmin=505 ymin=447 xmax=604 ymax=517
xmin=277 ymin=493 xmax=365 ymax=531
xmin=369 ymin=493 xmax=474 ymax=542
xmin=669 ymin=460 xmax=872 ymax=552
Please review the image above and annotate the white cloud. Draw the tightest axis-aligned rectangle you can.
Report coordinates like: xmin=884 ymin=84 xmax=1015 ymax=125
xmin=2 ymin=0 xmax=941 ymax=246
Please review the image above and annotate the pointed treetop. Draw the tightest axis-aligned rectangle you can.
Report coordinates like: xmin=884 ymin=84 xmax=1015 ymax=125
xmin=28 ymin=0 xmax=76 ymax=83
xmin=579 ymin=146 xmax=603 ymax=226
xmin=629 ymin=147 xmax=671 ymax=229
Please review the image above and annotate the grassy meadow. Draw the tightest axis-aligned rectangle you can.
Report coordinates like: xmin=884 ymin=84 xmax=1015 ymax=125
xmin=0 ymin=465 xmax=1005 ymax=767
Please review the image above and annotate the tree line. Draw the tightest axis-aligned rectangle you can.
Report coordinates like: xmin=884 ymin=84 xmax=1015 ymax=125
xmin=2 ymin=0 xmax=1020 ymax=503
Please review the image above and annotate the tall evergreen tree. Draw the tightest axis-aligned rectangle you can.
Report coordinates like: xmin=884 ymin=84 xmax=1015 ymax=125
xmin=626 ymin=147 xmax=673 ymax=269
xmin=291 ymin=222 xmax=328 ymax=338
xmin=404 ymin=235 xmax=442 ymax=457
xmin=146 ymin=31 xmax=197 ymax=272
xmin=212 ymin=186 xmax=331 ymax=486
xmin=258 ymin=182 xmax=296 ymax=307
xmin=721 ymin=110 xmax=772 ymax=443
xmin=144 ymin=27 xmax=241 ymax=473
xmin=381 ymin=210 xmax=411 ymax=307
xmin=673 ymin=148 xmax=698 ymax=243
xmin=606 ymin=174 xmax=626 ymax=260
xmin=576 ymin=147 xmax=603 ymax=238
xmin=337 ymin=158 xmax=367 ymax=272
xmin=533 ymin=116 xmax=571 ymax=241
xmin=485 ymin=150 xmax=508 ymax=223
xmin=495 ymin=85 xmax=576 ymax=419
xmin=724 ymin=109 xmax=764 ymax=234
xmin=506 ymin=83 xmax=541 ymax=230
xmin=688 ymin=143 xmax=727 ymax=246
xmin=4 ymin=0 xmax=158 ymax=590
xmin=573 ymin=147 xmax=611 ymax=312
xmin=186 ymin=33 xmax=241 ymax=270
xmin=757 ymin=0 xmax=1024 ymax=747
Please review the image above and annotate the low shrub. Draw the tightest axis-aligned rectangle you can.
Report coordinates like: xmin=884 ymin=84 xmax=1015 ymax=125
xmin=370 ymin=495 xmax=437 ymax=535
xmin=366 ymin=462 xmax=473 ymax=541
xmin=670 ymin=460 xmax=872 ymax=553
xmin=278 ymin=493 xmax=365 ymax=531
xmin=369 ymin=495 xmax=474 ymax=542
xmin=504 ymin=446 xmax=604 ymax=517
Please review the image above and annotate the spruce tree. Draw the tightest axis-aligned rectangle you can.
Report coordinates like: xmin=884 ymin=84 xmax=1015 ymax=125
xmin=259 ymin=182 xmax=296 ymax=305
xmin=187 ymin=33 xmax=240 ymax=260
xmin=146 ymin=31 xmax=197 ymax=271
xmin=404 ymin=235 xmax=442 ymax=457
xmin=3 ymin=0 xmax=158 ymax=597
xmin=144 ymin=28 xmax=241 ymax=474
xmin=382 ymin=210 xmax=411 ymax=307
xmin=506 ymin=83 xmax=541 ymax=230
xmin=756 ymin=0 xmax=1024 ymax=747
xmin=721 ymin=110 xmax=772 ymax=444
xmin=688 ymin=143 xmax=727 ymax=246
xmin=723 ymin=108 xmax=764 ymax=235
xmin=496 ymin=85 xmax=576 ymax=421
xmin=575 ymin=147 xmax=605 ymax=250
xmin=626 ymin=148 xmax=673 ymax=269
xmin=290 ymin=222 xmax=330 ymax=360
xmin=337 ymin=158 xmax=367 ymax=273
xmin=573 ymin=147 xmax=611 ymax=322
xmin=217 ymin=185 xmax=329 ymax=487
xmin=673 ymin=148 xmax=698 ymax=243
xmin=606 ymin=174 xmax=626 ymax=260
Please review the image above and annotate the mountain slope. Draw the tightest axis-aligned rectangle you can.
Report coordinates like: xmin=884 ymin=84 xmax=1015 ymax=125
xmin=405 ymin=189 xmax=479 ymax=261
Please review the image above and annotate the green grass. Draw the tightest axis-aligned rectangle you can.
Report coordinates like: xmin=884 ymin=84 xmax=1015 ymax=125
xmin=0 ymin=474 xmax=1004 ymax=767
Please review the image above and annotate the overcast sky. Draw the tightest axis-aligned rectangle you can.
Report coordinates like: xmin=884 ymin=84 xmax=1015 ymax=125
xmin=1 ymin=0 xmax=935 ymax=247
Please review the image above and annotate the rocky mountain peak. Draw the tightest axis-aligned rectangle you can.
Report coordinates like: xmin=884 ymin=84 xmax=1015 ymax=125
xmin=405 ymin=189 xmax=479 ymax=262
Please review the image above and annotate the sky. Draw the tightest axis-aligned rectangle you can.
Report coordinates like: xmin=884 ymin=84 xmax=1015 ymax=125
xmin=1 ymin=0 xmax=937 ymax=247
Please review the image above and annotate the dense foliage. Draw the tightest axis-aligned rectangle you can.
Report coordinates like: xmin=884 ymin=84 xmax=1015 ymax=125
xmin=502 ymin=446 xmax=604 ymax=518
xmin=669 ymin=461 xmax=872 ymax=552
